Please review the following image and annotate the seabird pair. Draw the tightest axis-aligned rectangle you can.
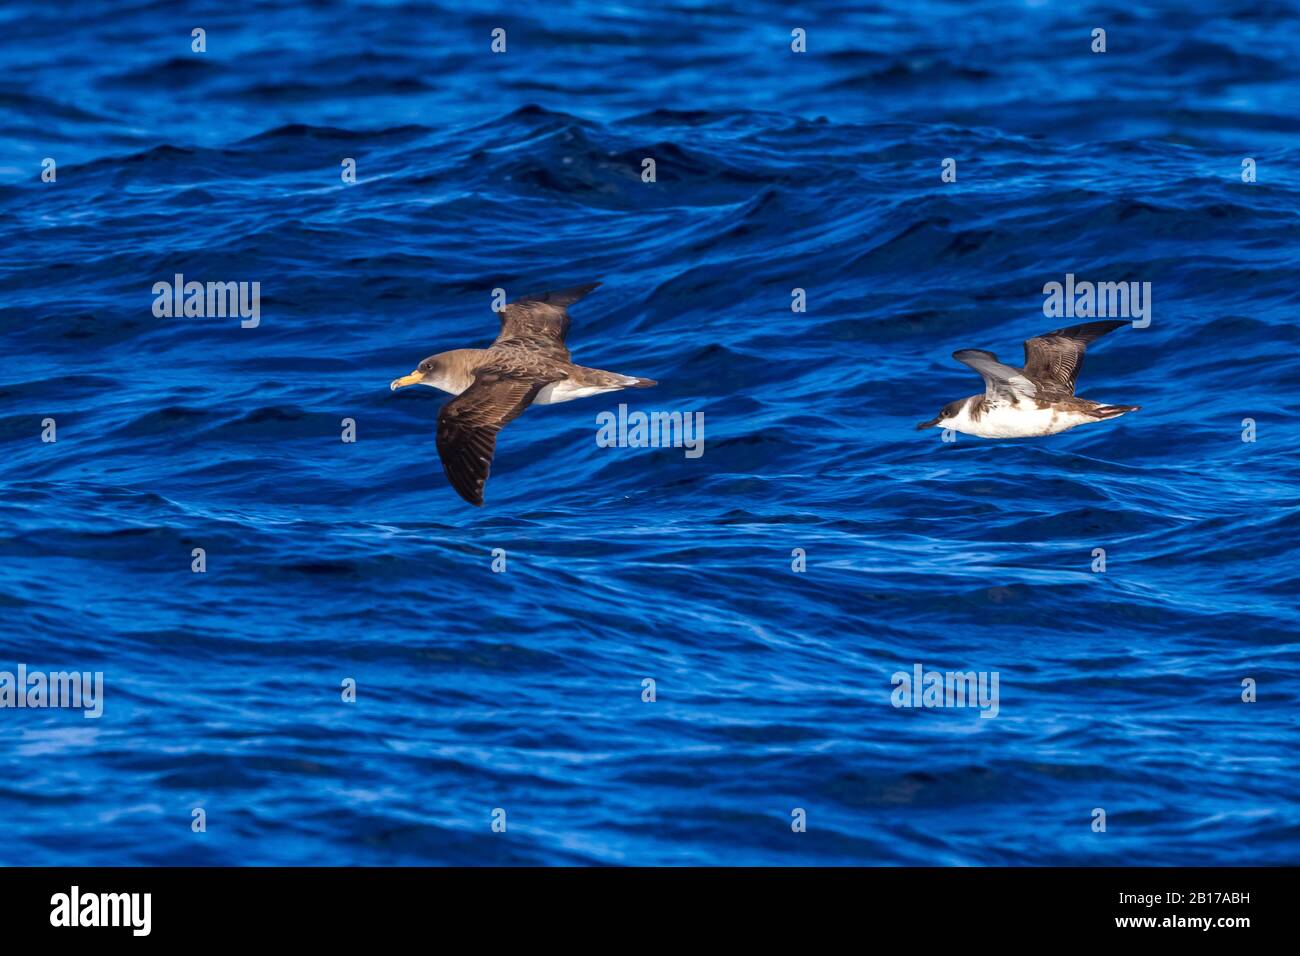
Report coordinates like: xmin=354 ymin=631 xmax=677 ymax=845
xmin=392 ymin=286 xmax=1139 ymax=505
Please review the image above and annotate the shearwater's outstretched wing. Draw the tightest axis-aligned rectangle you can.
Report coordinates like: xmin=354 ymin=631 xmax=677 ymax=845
xmin=492 ymin=282 xmax=601 ymax=362
xmin=1022 ymin=320 xmax=1127 ymax=397
xmin=435 ymin=366 xmax=555 ymax=506
xmin=952 ymin=349 xmax=1038 ymax=403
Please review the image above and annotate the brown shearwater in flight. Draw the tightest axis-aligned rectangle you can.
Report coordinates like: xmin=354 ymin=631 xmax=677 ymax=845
xmin=390 ymin=282 xmax=656 ymax=505
xmin=916 ymin=319 xmax=1139 ymax=438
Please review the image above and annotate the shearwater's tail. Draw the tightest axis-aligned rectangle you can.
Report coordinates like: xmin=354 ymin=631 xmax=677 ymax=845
xmin=1094 ymin=403 xmax=1140 ymax=419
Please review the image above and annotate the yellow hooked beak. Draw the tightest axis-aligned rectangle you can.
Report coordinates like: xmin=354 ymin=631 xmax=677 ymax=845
xmin=390 ymin=371 xmax=423 ymax=391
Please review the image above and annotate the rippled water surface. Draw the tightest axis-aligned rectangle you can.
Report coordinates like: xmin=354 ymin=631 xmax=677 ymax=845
xmin=1 ymin=1 xmax=1298 ymax=865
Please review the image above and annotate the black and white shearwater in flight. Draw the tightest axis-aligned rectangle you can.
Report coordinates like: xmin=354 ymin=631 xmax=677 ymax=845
xmin=916 ymin=319 xmax=1139 ymax=438
xmin=390 ymin=282 xmax=656 ymax=505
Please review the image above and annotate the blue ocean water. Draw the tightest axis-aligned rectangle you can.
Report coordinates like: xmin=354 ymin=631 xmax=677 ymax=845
xmin=1 ymin=0 xmax=1298 ymax=866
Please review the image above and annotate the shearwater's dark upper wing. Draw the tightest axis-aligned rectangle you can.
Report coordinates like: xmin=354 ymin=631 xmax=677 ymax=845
xmin=492 ymin=282 xmax=601 ymax=362
xmin=1022 ymin=320 xmax=1127 ymax=397
xmin=952 ymin=349 xmax=1038 ymax=403
xmin=435 ymin=365 xmax=559 ymax=506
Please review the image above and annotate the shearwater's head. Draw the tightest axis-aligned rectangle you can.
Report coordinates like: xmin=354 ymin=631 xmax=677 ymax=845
xmin=916 ymin=398 xmax=968 ymax=431
xmin=390 ymin=350 xmax=475 ymax=394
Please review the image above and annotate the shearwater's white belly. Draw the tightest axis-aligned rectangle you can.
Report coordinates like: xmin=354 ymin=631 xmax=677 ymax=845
xmin=533 ymin=380 xmax=622 ymax=405
xmin=421 ymin=376 xmax=625 ymax=405
xmin=949 ymin=400 xmax=1093 ymax=438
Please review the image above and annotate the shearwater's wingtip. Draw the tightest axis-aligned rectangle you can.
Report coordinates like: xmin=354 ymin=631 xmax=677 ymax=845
xmin=518 ymin=282 xmax=602 ymax=308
